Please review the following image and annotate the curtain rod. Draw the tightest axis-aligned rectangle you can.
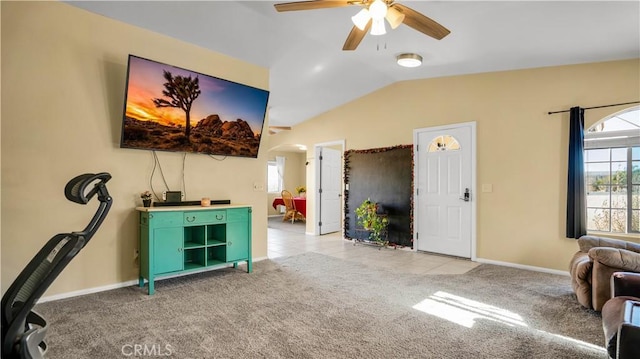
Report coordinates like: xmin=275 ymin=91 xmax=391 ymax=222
xmin=547 ymin=101 xmax=640 ymax=115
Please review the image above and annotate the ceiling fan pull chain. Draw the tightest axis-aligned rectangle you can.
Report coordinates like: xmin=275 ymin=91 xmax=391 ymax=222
xmin=375 ymin=41 xmax=387 ymax=51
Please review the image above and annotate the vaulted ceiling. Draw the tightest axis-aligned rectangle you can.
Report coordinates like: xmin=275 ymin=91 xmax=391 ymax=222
xmin=68 ymin=1 xmax=640 ymax=128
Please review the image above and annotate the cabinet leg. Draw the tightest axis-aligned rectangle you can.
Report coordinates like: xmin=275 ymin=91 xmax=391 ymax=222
xmin=148 ymin=279 xmax=154 ymax=295
xmin=138 ymin=276 xmax=145 ymax=288
xmin=233 ymin=262 xmax=238 ymax=269
xmin=247 ymin=259 xmax=252 ymax=273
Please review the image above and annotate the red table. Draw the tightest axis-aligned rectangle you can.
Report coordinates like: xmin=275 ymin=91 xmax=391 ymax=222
xmin=272 ymin=197 xmax=306 ymax=217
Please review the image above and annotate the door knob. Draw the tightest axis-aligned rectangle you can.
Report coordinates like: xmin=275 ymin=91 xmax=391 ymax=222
xmin=460 ymin=188 xmax=470 ymax=202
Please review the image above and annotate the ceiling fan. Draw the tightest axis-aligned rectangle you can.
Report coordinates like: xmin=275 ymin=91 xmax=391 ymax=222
xmin=274 ymin=0 xmax=450 ymax=51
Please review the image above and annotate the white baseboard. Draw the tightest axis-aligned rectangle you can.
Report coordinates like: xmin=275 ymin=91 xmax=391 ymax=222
xmin=39 ymin=257 xmax=270 ymax=303
xmin=475 ymin=257 xmax=570 ymax=277
xmin=39 ymin=280 xmax=139 ymax=303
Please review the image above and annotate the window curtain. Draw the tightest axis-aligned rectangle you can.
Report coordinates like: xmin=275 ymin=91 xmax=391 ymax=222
xmin=275 ymin=156 xmax=285 ymax=193
xmin=566 ymin=106 xmax=587 ymax=239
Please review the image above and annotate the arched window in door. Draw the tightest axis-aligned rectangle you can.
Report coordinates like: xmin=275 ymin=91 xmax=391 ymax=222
xmin=584 ymin=107 xmax=639 ymax=233
xmin=427 ymin=135 xmax=461 ymax=152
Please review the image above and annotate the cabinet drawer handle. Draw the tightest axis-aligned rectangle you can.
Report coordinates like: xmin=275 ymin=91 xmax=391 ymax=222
xmin=216 ymin=214 xmax=224 ymax=220
xmin=186 ymin=216 xmax=196 ymax=222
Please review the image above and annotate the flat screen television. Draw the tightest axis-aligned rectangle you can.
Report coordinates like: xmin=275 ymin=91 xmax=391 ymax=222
xmin=120 ymin=55 xmax=269 ymax=158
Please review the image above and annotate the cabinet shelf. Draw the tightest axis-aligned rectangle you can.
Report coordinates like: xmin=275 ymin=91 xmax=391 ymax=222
xmin=184 ymin=241 xmax=205 ymax=249
xmin=184 ymin=247 xmax=205 ymax=268
xmin=207 ymin=239 xmax=225 ymax=246
xmin=206 ymin=259 xmax=225 ymax=267
xmin=184 ymin=262 xmax=205 ymax=271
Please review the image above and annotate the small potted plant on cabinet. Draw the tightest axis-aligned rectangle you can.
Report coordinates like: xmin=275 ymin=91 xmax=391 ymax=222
xmin=296 ymin=185 xmax=307 ymax=198
xmin=355 ymin=198 xmax=389 ymax=246
xmin=141 ymin=191 xmax=153 ymax=207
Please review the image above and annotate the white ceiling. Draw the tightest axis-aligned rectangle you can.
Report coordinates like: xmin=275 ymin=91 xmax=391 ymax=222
xmin=68 ymin=1 xmax=640 ymax=128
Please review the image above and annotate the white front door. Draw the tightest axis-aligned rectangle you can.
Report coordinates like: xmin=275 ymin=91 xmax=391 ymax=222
xmin=317 ymin=146 xmax=342 ymax=234
xmin=414 ymin=122 xmax=475 ymax=258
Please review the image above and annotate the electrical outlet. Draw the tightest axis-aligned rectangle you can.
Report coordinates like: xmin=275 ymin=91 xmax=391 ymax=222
xmin=134 ymin=248 xmax=139 ymax=260
xmin=253 ymin=182 xmax=264 ymax=191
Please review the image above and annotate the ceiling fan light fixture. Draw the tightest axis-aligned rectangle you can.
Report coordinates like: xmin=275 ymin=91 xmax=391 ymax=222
xmin=351 ymin=8 xmax=371 ymax=30
xmin=397 ymin=53 xmax=422 ymax=67
xmin=368 ymin=0 xmax=388 ymax=20
xmin=371 ymin=18 xmax=386 ymax=36
xmin=385 ymin=6 xmax=405 ymax=29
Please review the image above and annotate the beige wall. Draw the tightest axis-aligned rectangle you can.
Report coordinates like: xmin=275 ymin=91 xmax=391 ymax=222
xmin=266 ymin=151 xmax=306 ymax=216
xmin=271 ymin=59 xmax=640 ymax=272
xmin=1 ymin=2 xmax=270 ymax=296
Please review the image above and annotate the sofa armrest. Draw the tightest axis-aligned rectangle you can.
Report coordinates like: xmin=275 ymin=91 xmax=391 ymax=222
xmin=589 ymin=247 xmax=640 ymax=272
xmin=579 ymin=235 xmax=640 ymax=253
xmin=569 ymin=251 xmax=594 ymax=309
xmin=589 ymin=247 xmax=640 ymax=271
xmin=611 ymin=272 xmax=640 ymax=298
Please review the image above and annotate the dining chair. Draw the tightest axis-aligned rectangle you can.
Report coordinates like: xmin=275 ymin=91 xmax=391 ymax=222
xmin=281 ymin=190 xmax=304 ymax=223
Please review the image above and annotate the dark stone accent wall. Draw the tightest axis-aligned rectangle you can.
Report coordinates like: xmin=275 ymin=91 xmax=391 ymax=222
xmin=344 ymin=145 xmax=413 ymax=247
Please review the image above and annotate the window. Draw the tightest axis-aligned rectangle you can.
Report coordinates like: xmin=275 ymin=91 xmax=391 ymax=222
xmin=427 ymin=135 xmax=461 ymax=152
xmin=584 ymin=107 xmax=640 ymax=234
xmin=267 ymin=161 xmax=281 ymax=193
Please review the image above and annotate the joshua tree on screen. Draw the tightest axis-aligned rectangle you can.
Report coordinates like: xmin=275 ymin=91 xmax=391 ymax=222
xmin=153 ymin=70 xmax=201 ymax=141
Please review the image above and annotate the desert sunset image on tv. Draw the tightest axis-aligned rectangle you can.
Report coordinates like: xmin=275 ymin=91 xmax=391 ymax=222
xmin=120 ymin=55 xmax=270 ymax=158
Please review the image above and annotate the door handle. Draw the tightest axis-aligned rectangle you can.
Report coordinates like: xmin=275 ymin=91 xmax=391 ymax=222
xmin=460 ymin=188 xmax=470 ymax=202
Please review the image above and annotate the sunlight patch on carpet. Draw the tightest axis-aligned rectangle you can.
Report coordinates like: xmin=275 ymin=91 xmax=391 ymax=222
xmin=535 ymin=330 xmax=607 ymax=354
xmin=413 ymin=291 xmax=607 ymax=354
xmin=412 ymin=291 xmax=526 ymax=328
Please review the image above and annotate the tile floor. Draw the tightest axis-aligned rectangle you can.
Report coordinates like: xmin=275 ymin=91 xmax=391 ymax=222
xmin=267 ymin=227 xmax=480 ymax=275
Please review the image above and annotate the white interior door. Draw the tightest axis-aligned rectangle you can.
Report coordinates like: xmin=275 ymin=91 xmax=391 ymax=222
xmin=414 ymin=123 xmax=475 ymax=258
xmin=318 ymin=147 xmax=342 ymax=234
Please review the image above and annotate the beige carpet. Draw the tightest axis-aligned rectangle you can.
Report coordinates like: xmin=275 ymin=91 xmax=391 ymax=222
xmin=35 ymin=253 xmax=606 ymax=358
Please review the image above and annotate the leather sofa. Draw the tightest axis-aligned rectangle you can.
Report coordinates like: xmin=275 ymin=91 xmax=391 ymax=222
xmin=601 ymin=272 xmax=640 ymax=359
xmin=569 ymin=235 xmax=640 ymax=311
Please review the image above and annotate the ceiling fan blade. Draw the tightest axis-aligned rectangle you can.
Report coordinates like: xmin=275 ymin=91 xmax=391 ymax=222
xmin=274 ymin=1 xmax=353 ymax=12
xmin=342 ymin=20 xmax=371 ymax=51
xmin=393 ymin=3 xmax=450 ymax=40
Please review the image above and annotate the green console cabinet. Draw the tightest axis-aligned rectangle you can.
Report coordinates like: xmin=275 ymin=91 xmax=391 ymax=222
xmin=137 ymin=205 xmax=252 ymax=295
